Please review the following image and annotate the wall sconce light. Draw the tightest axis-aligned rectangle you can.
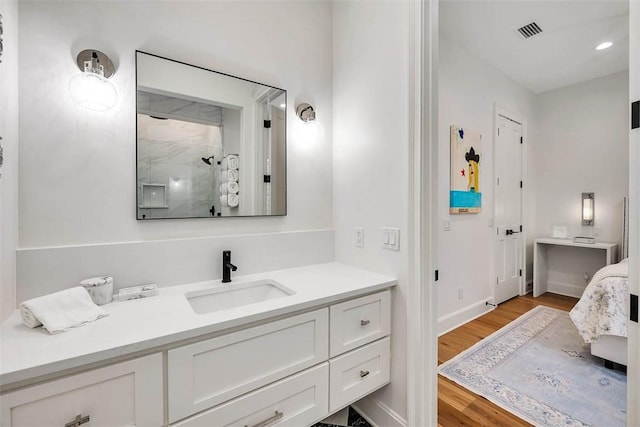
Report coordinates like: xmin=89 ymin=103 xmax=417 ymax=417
xmin=295 ymin=103 xmax=316 ymax=123
xmin=69 ymin=49 xmax=117 ymax=111
xmin=582 ymin=192 xmax=594 ymax=226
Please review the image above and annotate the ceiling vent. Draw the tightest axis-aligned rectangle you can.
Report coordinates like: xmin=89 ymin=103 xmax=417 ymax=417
xmin=516 ymin=22 xmax=543 ymax=39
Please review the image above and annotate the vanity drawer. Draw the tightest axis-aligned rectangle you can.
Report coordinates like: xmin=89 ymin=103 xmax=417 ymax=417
xmin=329 ymin=337 xmax=390 ymax=412
xmin=0 ymin=353 xmax=163 ymax=427
xmin=168 ymin=309 xmax=329 ymax=423
xmin=173 ymin=363 xmax=329 ymax=427
xmin=329 ymin=290 xmax=390 ymax=357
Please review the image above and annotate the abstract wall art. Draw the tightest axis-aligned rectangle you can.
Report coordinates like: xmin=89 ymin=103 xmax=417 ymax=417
xmin=450 ymin=125 xmax=482 ymax=213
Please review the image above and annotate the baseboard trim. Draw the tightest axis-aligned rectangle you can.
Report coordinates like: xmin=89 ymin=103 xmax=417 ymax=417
xmin=438 ymin=298 xmax=495 ymax=336
xmin=548 ymin=281 xmax=584 ymax=298
xmin=352 ymin=399 xmax=406 ymax=427
xmin=524 ymin=278 xmax=533 ymax=294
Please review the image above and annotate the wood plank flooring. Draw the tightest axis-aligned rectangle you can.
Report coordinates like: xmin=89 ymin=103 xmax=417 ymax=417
xmin=437 ymin=293 xmax=579 ymax=427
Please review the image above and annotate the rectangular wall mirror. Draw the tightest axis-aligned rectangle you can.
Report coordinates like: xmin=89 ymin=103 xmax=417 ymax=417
xmin=136 ymin=51 xmax=287 ymax=219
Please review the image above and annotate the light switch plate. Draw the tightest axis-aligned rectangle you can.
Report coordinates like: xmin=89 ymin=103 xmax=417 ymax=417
xmin=382 ymin=227 xmax=400 ymax=251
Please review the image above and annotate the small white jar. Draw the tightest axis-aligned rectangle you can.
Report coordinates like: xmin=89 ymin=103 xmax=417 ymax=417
xmin=80 ymin=276 xmax=114 ymax=305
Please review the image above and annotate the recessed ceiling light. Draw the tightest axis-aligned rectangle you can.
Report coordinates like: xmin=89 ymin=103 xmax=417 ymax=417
xmin=596 ymin=42 xmax=613 ymax=50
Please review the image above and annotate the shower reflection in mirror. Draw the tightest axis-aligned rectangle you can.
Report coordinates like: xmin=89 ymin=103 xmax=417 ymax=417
xmin=136 ymin=51 xmax=287 ymax=220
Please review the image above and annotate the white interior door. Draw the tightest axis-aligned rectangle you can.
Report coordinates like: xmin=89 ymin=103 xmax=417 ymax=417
xmin=494 ymin=115 xmax=523 ymax=304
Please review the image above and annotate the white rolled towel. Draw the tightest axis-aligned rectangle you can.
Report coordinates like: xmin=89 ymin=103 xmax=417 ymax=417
xmin=219 ymin=183 xmax=228 ymax=195
xmin=228 ymin=193 xmax=239 ymax=208
xmin=227 ymin=181 xmax=239 ymax=194
xmin=227 ymin=169 xmax=239 ymax=182
xmin=227 ymin=154 xmax=239 ymax=170
xmin=20 ymin=287 xmax=109 ymax=334
xmin=220 ymin=195 xmax=229 ymax=208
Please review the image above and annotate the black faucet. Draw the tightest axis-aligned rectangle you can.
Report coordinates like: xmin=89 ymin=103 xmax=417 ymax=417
xmin=222 ymin=250 xmax=238 ymax=283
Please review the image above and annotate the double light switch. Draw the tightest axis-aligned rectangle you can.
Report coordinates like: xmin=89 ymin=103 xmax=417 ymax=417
xmin=382 ymin=227 xmax=400 ymax=251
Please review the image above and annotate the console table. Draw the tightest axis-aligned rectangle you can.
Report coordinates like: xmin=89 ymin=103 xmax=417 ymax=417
xmin=533 ymin=238 xmax=618 ymax=298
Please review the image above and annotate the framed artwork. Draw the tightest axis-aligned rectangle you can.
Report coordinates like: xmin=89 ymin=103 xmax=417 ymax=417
xmin=450 ymin=125 xmax=482 ymax=214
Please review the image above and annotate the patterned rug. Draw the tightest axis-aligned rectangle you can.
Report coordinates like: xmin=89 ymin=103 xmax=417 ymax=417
xmin=439 ymin=306 xmax=627 ymax=427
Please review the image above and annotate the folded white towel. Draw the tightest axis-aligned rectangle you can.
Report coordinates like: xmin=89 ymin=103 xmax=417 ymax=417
xmin=227 ymin=154 xmax=239 ymax=170
xmin=219 ymin=183 xmax=228 ymax=195
xmin=220 ymin=157 xmax=228 ymax=171
xmin=20 ymin=287 xmax=109 ymax=334
xmin=227 ymin=181 xmax=239 ymax=194
xmin=227 ymin=169 xmax=239 ymax=182
xmin=220 ymin=195 xmax=229 ymax=208
xmin=228 ymin=193 xmax=239 ymax=207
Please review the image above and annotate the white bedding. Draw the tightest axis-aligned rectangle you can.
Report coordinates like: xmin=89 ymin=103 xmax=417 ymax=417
xmin=569 ymin=259 xmax=628 ymax=344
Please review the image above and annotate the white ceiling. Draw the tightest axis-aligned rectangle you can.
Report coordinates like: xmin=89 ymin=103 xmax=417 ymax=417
xmin=439 ymin=0 xmax=629 ymax=93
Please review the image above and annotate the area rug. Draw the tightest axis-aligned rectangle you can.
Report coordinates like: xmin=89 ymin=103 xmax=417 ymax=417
xmin=438 ymin=305 xmax=627 ymax=427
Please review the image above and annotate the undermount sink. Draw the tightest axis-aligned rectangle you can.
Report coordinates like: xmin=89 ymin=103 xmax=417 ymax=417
xmin=185 ymin=279 xmax=294 ymax=315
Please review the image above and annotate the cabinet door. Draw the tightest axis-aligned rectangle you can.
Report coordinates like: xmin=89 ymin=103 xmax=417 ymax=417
xmin=329 ymin=337 xmax=390 ymax=412
xmin=174 ymin=363 xmax=329 ymax=427
xmin=168 ymin=309 xmax=329 ymax=423
xmin=0 ymin=353 xmax=163 ymax=427
xmin=330 ymin=290 xmax=391 ymax=357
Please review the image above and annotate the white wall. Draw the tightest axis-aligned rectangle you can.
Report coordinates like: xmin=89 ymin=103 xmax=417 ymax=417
xmin=333 ymin=1 xmax=409 ymax=425
xmin=9 ymin=1 xmax=336 ymax=306
xmin=437 ymin=35 xmax=536 ymax=333
xmin=0 ymin=0 xmax=19 ymax=321
xmin=534 ymin=71 xmax=629 ymax=245
xmin=18 ymin=0 xmax=333 ymax=248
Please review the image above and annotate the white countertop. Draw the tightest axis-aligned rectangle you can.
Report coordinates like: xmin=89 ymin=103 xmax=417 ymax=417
xmin=535 ymin=237 xmax=617 ymax=250
xmin=0 ymin=262 xmax=396 ymax=387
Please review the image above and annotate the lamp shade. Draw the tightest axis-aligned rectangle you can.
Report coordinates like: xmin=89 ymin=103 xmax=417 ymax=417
xmin=69 ymin=72 xmax=117 ymax=111
xmin=582 ymin=192 xmax=594 ymax=225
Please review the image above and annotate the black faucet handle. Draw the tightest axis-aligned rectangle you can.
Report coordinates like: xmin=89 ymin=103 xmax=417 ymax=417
xmin=222 ymin=250 xmax=237 ymax=283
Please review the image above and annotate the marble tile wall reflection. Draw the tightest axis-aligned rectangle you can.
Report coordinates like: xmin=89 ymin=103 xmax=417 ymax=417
xmin=137 ymin=115 xmax=223 ymax=219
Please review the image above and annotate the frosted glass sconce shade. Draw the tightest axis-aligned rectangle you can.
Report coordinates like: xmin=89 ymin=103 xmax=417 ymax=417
xmin=296 ymin=103 xmax=316 ymax=123
xmin=69 ymin=50 xmax=117 ymax=111
xmin=582 ymin=192 xmax=594 ymax=226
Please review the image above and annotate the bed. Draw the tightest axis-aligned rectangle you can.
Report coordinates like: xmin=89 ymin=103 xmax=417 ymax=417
xmin=569 ymin=258 xmax=628 ymax=367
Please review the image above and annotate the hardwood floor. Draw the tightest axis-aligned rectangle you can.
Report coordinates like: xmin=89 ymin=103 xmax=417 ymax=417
xmin=437 ymin=293 xmax=578 ymax=427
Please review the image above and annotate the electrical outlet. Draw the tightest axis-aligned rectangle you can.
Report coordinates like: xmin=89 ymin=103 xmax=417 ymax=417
xmin=354 ymin=227 xmax=364 ymax=248
xmin=458 ymin=286 xmax=464 ymax=300
xmin=593 ymin=226 xmax=601 ymax=237
xmin=443 ymin=220 xmax=451 ymax=231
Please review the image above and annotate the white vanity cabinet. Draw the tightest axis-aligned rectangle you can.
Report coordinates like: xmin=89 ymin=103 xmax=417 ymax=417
xmin=168 ymin=309 xmax=329 ymax=423
xmin=173 ymin=363 xmax=330 ymax=427
xmin=169 ymin=289 xmax=391 ymax=426
xmin=0 ymin=353 xmax=163 ymax=427
xmin=329 ymin=290 xmax=391 ymax=357
xmin=0 ymin=282 xmax=393 ymax=427
xmin=328 ymin=291 xmax=391 ymax=412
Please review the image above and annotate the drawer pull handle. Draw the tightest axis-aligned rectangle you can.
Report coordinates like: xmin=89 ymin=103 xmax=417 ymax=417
xmin=360 ymin=370 xmax=370 ymax=378
xmin=245 ymin=410 xmax=284 ymax=427
xmin=64 ymin=415 xmax=90 ymax=427
xmin=360 ymin=319 xmax=370 ymax=326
